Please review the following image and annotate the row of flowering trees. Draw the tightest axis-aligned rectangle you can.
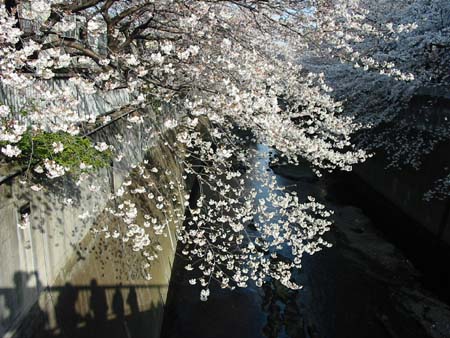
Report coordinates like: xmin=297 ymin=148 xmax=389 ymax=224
xmin=303 ymin=0 xmax=450 ymax=199
xmin=1 ymin=0 xmax=445 ymax=299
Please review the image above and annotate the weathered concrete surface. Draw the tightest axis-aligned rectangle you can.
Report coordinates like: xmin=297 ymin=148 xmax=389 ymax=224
xmin=0 ymin=110 xmax=189 ymax=338
xmin=354 ymin=89 xmax=450 ymax=245
xmin=0 ymin=80 xmax=130 ymax=122
xmin=354 ymin=142 xmax=450 ymax=244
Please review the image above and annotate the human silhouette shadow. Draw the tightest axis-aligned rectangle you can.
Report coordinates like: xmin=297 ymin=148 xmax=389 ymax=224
xmin=112 ymin=285 xmax=124 ymax=320
xmin=89 ymin=279 xmax=108 ymax=333
xmin=1 ymin=272 xmax=166 ymax=338
xmin=12 ymin=271 xmax=28 ymax=316
xmin=55 ymin=282 xmax=79 ymax=337
xmin=125 ymin=286 xmax=144 ymax=337
xmin=127 ymin=286 xmax=139 ymax=315
xmin=4 ymin=271 xmax=49 ymax=338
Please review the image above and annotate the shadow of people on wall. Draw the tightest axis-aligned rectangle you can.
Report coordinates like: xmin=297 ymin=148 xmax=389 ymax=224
xmin=112 ymin=285 xmax=124 ymax=320
xmin=89 ymin=279 xmax=108 ymax=333
xmin=2 ymin=271 xmax=50 ymax=338
xmin=1 ymin=272 xmax=165 ymax=338
xmin=127 ymin=286 xmax=139 ymax=315
xmin=31 ymin=271 xmax=43 ymax=293
xmin=55 ymin=282 xmax=79 ymax=337
xmin=112 ymin=284 xmax=132 ymax=338
xmin=12 ymin=271 xmax=28 ymax=318
xmin=125 ymin=286 xmax=142 ymax=337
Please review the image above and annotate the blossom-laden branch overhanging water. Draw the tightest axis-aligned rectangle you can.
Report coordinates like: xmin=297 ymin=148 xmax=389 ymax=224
xmin=2 ymin=0 xmax=438 ymax=299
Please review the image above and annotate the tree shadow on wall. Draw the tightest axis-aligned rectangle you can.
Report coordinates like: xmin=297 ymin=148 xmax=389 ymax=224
xmin=0 ymin=272 xmax=165 ymax=338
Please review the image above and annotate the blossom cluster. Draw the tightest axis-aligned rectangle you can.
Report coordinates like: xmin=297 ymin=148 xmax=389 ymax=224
xmin=302 ymin=0 xmax=450 ymax=196
xmin=0 ymin=0 xmax=378 ymax=299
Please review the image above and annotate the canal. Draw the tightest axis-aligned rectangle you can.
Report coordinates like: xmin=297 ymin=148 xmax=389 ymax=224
xmin=161 ymin=144 xmax=450 ymax=338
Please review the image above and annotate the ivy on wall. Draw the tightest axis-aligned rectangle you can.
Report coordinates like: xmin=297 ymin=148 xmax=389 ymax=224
xmin=1 ymin=131 xmax=112 ymax=177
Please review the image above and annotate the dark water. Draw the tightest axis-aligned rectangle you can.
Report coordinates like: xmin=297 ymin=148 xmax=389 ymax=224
xmin=328 ymin=171 xmax=450 ymax=305
xmin=161 ymin=145 xmax=440 ymax=338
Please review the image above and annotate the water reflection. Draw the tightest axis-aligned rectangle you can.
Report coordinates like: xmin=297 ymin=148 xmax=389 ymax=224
xmin=162 ymin=143 xmax=421 ymax=338
xmin=261 ymin=280 xmax=303 ymax=338
xmin=162 ymin=144 xmax=312 ymax=338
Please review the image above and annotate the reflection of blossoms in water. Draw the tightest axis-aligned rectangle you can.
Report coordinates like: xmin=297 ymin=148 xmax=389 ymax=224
xmin=169 ymin=132 xmax=334 ymax=300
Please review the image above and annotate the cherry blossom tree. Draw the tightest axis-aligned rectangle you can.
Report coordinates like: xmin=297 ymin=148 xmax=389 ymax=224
xmin=0 ymin=0 xmax=374 ymax=300
xmin=301 ymin=0 xmax=450 ymax=199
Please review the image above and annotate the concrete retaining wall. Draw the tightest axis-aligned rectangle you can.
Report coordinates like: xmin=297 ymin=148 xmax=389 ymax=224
xmin=0 ymin=80 xmax=130 ymax=122
xmin=0 ymin=108 xmax=189 ymax=338
xmin=353 ymin=88 xmax=450 ymax=246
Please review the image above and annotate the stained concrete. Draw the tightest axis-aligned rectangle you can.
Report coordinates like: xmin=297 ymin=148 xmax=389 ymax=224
xmin=0 ymin=110 xmax=190 ymax=338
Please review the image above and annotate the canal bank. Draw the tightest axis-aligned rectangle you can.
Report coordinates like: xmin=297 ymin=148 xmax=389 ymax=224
xmin=161 ymin=144 xmax=450 ymax=338
xmin=0 ymin=111 xmax=191 ymax=338
xmin=329 ymin=170 xmax=450 ymax=306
